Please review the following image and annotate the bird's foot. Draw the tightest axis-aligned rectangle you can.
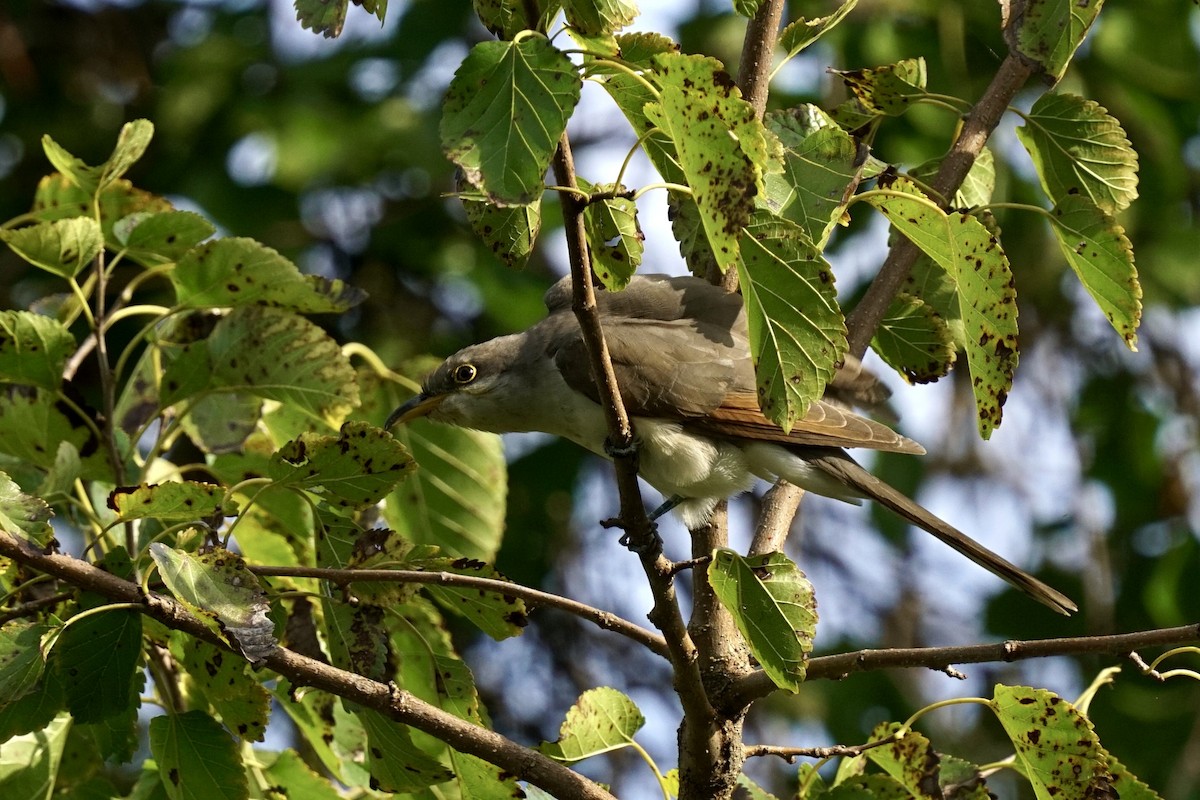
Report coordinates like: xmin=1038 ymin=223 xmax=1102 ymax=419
xmin=603 ymin=437 xmax=638 ymax=460
xmin=601 ymin=516 xmax=663 ymax=557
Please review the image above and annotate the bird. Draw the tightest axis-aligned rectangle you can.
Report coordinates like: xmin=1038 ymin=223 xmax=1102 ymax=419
xmin=387 ymin=273 xmax=1076 ymax=615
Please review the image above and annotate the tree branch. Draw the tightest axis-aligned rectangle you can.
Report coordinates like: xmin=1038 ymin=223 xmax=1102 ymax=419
xmin=0 ymin=531 xmax=617 ymax=800
xmin=844 ymin=53 xmax=1035 ymax=356
xmin=250 ymin=564 xmax=670 ymax=658
xmin=734 ymin=623 xmax=1200 ymax=704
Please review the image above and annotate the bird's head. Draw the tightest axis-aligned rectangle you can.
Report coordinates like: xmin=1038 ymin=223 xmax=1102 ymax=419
xmin=385 ymin=335 xmax=528 ymax=432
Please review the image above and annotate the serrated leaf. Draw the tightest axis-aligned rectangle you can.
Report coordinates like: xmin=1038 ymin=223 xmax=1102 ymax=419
xmin=442 ymin=37 xmax=581 ymax=205
xmin=0 ymin=666 xmax=64 ymax=743
xmin=1016 ymin=92 xmax=1138 ymax=214
xmin=381 ymin=372 xmax=506 ymax=560
xmin=825 ymin=774 xmax=914 ymax=798
xmin=911 ymin=146 xmax=996 ymax=209
xmin=0 ymin=622 xmax=49 ymax=708
xmin=462 ymin=193 xmax=542 ymax=269
xmin=472 ymin=0 xmax=560 ymax=40
xmin=737 ymin=774 xmax=782 ymax=800
xmin=107 ymin=481 xmax=237 ymax=523
xmin=0 ymin=471 xmax=54 ymax=546
xmin=149 ymin=711 xmax=248 ymax=800
xmin=149 ymin=544 xmax=277 ymax=663
xmin=1005 ymin=0 xmax=1104 ymax=83
xmin=778 ymin=0 xmax=858 ymax=59
xmin=763 ymin=104 xmax=864 ymax=247
xmin=1104 ymin=752 xmax=1163 ymax=800
xmin=563 ymin=0 xmax=637 ymax=35
xmin=871 ymin=291 xmax=956 ymax=384
xmin=41 ymin=119 xmax=153 ymax=196
xmin=862 ymin=175 xmax=1017 ymax=437
xmin=864 ymin=722 xmax=942 ymax=800
xmin=116 ymin=210 xmax=215 ymax=266
xmin=991 ymin=684 xmax=1115 ymax=800
xmin=581 ymin=182 xmax=643 ymax=290
xmin=708 ymin=549 xmax=817 ymax=693
xmin=0 ymin=312 xmax=75 ymax=391
xmin=736 ymin=213 xmax=846 ymax=432
xmin=0 ymin=711 xmax=71 ymax=800
xmin=171 ymin=636 xmax=270 ymax=743
xmin=0 ymin=218 xmax=103 ymax=278
xmin=539 ymin=687 xmax=645 ymax=762
xmin=1048 ymin=192 xmax=1140 ymax=349
xmin=645 ymin=52 xmax=769 ymax=273
xmin=357 ymin=709 xmax=454 ymax=792
xmin=206 ymin=305 xmax=359 ymax=426
xmin=831 ymin=57 xmax=928 ymax=117
xmin=668 ymin=192 xmax=718 ymax=277
xmin=294 ymin=0 xmax=348 ymax=38
xmin=171 ymin=237 xmax=366 ymax=313
xmin=0 ymin=386 xmax=112 ymax=480
xmin=269 ymin=421 xmax=414 ymax=508
xmin=410 ymin=555 xmax=528 ymax=640
xmin=32 ymin=175 xmax=173 ymax=251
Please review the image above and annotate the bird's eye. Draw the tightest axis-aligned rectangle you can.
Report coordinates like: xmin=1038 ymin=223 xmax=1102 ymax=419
xmin=452 ymin=364 xmax=477 ymax=385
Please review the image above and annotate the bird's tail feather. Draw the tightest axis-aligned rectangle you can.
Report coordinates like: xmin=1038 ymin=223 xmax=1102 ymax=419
xmin=805 ymin=450 xmax=1077 ymax=615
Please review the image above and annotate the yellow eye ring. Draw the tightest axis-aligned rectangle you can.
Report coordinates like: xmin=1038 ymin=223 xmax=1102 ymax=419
xmin=452 ymin=364 xmax=477 ymax=384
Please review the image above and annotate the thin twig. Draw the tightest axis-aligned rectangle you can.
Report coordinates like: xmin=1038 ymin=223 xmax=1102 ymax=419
xmin=249 ymin=564 xmax=669 ymax=658
xmin=0 ymin=531 xmax=618 ymax=800
xmin=745 ymin=736 xmax=898 ymax=762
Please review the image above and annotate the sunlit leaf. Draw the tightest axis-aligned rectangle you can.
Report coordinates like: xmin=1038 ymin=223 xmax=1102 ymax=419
xmin=563 ymin=0 xmax=637 ymax=35
xmin=149 ymin=711 xmax=248 ymax=800
xmin=737 ymin=213 xmax=846 ymax=432
xmin=41 ymin=119 xmax=153 ymax=196
xmin=149 ymin=544 xmax=277 ymax=663
xmin=405 ymin=554 xmax=528 ymax=640
xmin=1005 ymin=0 xmax=1105 ymax=82
xmin=0 ymin=312 xmax=74 ymax=391
xmin=539 ymin=687 xmax=645 ymax=761
xmin=708 ymin=549 xmax=817 ymax=693
xmin=269 ymin=421 xmax=414 ymax=508
xmin=0 ymin=472 xmax=54 ymax=546
xmin=830 ymin=57 xmax=928 ymax=125
xmin=171 ymin=237 xmax=366 ymax=313
xmin=991 ymin=684 xmax=1115 ymax=800
xmin=108 ymin=481 xmax=238 ymax=523
xmin=462 ymin=192 xmax=542 ymax=269
xmin=1016 ymin=92 xmax=1138 ymax=214
xmin=0 ymin=622 xmax=49 ymax=708
xmin=170 ymin=635 xmax=270 ymax=743
xmin=472 ymin=0 xmax=560 ymax=39
xmin=871 ymin=291 xmax=956 ymax=384
xmin=778 ymin=0 xmax=858 ymax=60
xmin=862 ymin=175 xmax=1017 ymax=437
xmin=911 ymin=146 xmax=997 ymax=209
xmin=864 ymin=721 xmax=946 ymax=800
xmin=0 ymin=386 xmax=113 ymax=480
xmin=581 ymin=182 xmax=643 ymax=290
xmin=358 ymin=709 xmax=454 ymax=792
xmin=0 ymin=711 xmax=71 ymax=800
xmin=1048 ymin=192 xmax=1141 ymax=349
xmin=33 ymin=175 xmax=173 ymax=252
xmin=114 ymin=210 xmax=215 ymax=266
xmin=442 ymin=37 xmax=581 ymax=205
xmin=294 ymin=0 xmax=348 ymax=38
xmin=0 ymin=218 xmax=102 ymax=279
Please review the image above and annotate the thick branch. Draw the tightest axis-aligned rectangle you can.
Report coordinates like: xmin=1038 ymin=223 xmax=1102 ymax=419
xmin=0 ymin=531 xmax=616 ymax=800
xmin=844 ymin=54 xmax=1034 ymax=356
xmin=734 ymin=623 xmax=1200 ymax=703
xmin=748 ymin=482 xmax=804 ymax=556
xmin=250 ymin=564 xmax=669 ymax=658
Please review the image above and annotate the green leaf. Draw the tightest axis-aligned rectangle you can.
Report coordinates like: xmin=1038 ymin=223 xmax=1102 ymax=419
xmin=910 ymin=146 xmax=997 ymax=209
xmin=380 ymin=373 xmax=506 ymax=560
xmin=763 ymin=104 xmax=864 ymax=248
xmin=862 ymin=175 xmax=1018 ymax=437
xmin=408 ymin=555 xmax=528 ymax=640
xmin=0 ymin=218 xmax=103 ymax=278
xmin=179 ymin=392 xmax=261 ymax=455
xmin=0 ymin=622 xmax=49 ymax=708
xmin=170 ymin=636 xmax=270 ymax=743
xmin=990 ymin=684 xmax=1115 ymax=800
xmin=0 ymin=386 xmax=112 ymax=479
xmin=390 ymin=596 xmax=484 ymax=722
xmin=736 ymin=213 xmax=846 ymax=432
xmin=33 ymin=175 xmax=173 ymax=251
xmin=294 ymin=0 xmax=348 ymax=38
xmin=581 ymin=182 xmax=643 ymax=290
xmin=269 ymin=421 xmax=415 ymax=509
xmin=149 ymin=711 xmax=248 ymax=800
xmin=462 ymin=193 xmax=542 ymax=269
xmin=737 ymin=774 xmax=782 ymax=800
xmin=1105 ymin=752 xmax=1164 ymax=800
xmin=825 ymin=774 xmax=914 ymax=798
xmin=0 ymin=666 xmax=64 ymax=742
xmin=171 ymin=237 xmax=366 ymax=313
xmin=0 ymin=470 xmax=55 ymax=545
xmin=41 ymin=119 xmax=153 ymax=195
xmin=0 ymin=712 xmax=71 ymax=800
xmin=830 ymin=57 xmax=928 ymax=118
xmin=108 ymin=481 xmax=238 ymax=523
xmin=1005 ymin=0 xmax=1105 ymax=83
xmin=472 ymin=0 xmax=560 ymax=40
xmin=539 ymin=687 xmax=645 ymax=762
xmin=114 ymin=210 xmax=216 ymax=266
xmin=778 ymin=0 xmax=858 ymax=60
xmin=645 ymin=52 xmax=770 ymax=273
xmin=206 ymin=305 xmax=359 ymax=427
xmin=563 ymin=0 xmax=637 ymax=35
xmin=863 ymin=722 xmax=943 ymax=800
xmin=259 ymin=750 xmax=341 ymax=800
xmin=708 ymin=549 xmax=817 ymax=693
xmin=668 ymin=193 xmax=718 ymax=277
xmin=358 ymin=709 xmax=454 ymax=792
xmin=270 ymin=678 xmax=371 ymax=787
xmin=871 ymin=291 xmax=956 ymax=384
xmin=55 ymin=604 xmax=142 ymax=724
xmin=0 ymin=311 xmax=76 ymax=391
xmin=1015 ymin=92 xmax=1138 ymax=214
xmin=1048 ymin=192 xmax=1141 ymax=349
xmin=442 ymin=37 xmax=582 ymax=205
xmin=149 ymin=544 xmax=277 ymax=663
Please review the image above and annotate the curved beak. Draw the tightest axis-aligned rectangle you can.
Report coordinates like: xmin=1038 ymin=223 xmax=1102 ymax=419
xmin=385 ymin=392 xmax=445 ymax=430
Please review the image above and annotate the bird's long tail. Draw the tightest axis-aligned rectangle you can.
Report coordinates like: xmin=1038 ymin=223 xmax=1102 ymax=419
xmin=804 ymin=450 xmax=1077 ymax=615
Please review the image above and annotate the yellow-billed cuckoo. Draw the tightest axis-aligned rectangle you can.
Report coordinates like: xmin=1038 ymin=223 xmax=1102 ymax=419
xmin=388 ymin=274 xmax=1076 ymax=615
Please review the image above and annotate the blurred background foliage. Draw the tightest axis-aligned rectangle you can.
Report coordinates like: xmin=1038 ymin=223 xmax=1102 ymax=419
xmin=2 ymin=0 xmax=1199 ymax=796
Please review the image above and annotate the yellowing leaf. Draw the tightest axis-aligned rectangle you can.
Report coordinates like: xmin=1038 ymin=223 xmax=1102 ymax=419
xmin=1005 ymin=0 xmax=1105 ymax=83
xmin=539 ymin=687 xmax=645 ymax=762
xmin=0 ymin=218 xmax=102 ymax=278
